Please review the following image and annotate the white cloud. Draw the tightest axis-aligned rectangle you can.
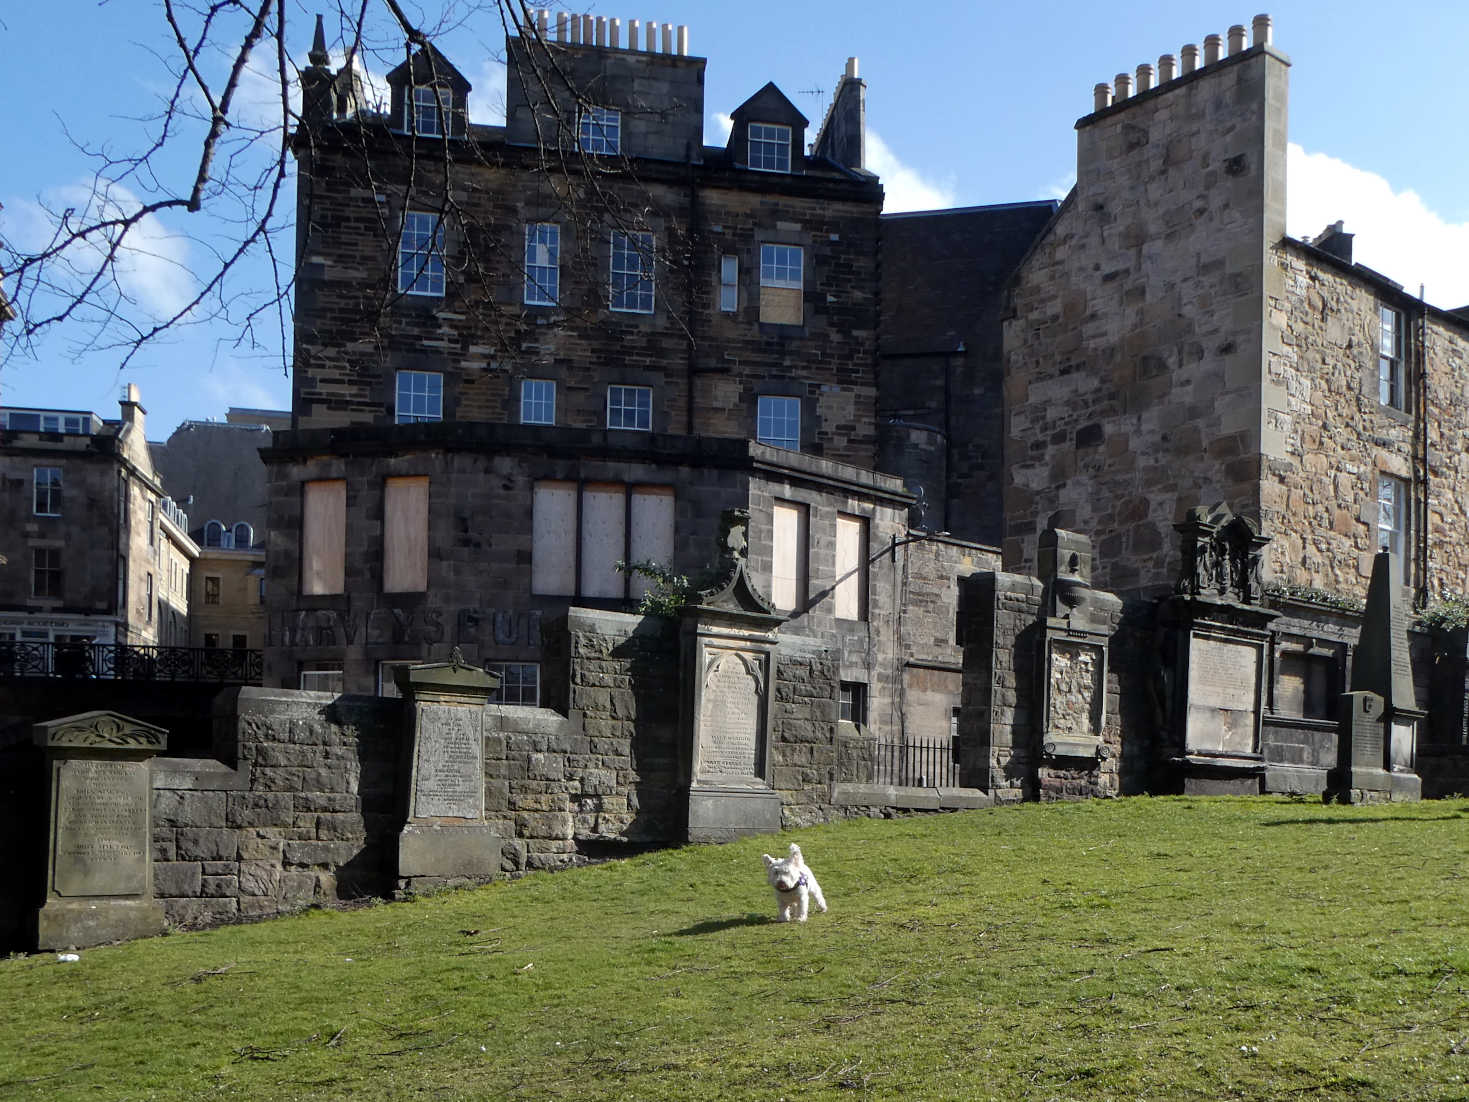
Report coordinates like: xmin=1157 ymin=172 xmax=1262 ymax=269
xmin=198 ymin=360 xmax=290 ymax=413
xmin=711 ymin=112 xmax=734 ymax=143
xmin=1287 ymin=143 xmax=1469 ymax=310
xmin=866 ymin=130 xmax=956 ymax=214
xmin=5 ymin=180 xmax=197 ymax=323
xmin=468 ymin=59 xmax=508 ymax=125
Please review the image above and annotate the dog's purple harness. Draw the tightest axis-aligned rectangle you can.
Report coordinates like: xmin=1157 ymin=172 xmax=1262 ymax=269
xmin=777 ymin=872 xmax=807 ymax=893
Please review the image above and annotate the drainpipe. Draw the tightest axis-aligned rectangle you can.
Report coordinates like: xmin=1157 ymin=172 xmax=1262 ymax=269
xmin=1416 ymin=287 xmax=1429 ymax=606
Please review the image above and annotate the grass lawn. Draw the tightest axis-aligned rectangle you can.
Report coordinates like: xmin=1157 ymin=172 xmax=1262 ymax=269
xmin=4 ymin=796 xmax=1469 ymax=1100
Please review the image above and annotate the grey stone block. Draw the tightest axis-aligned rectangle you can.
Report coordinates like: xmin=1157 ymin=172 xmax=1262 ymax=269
xmin=175 ymin=828 xmax=240 ymax=862
xmin=398 ymin=823 xmax=501 ymax=879
xmin=154 ymin=861 xmax=203 ymax=898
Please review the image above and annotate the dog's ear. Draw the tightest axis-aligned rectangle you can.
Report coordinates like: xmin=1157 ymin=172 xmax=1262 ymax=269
xmin=762 ymin=854 xmax=775 ymax=868
xmin=788 ymin=843 xmax=802 ymax=860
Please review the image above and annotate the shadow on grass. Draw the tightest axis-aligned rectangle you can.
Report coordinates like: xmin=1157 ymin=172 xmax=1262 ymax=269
xmin=1261 ymin=814 xmax=1465 ymax=827
xmin=673 ymin=914 xmax=773 ymax=936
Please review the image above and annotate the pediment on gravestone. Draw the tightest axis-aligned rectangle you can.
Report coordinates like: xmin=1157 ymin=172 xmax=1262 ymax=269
xmin=33 ymin=711 xmax=168 ymax=751
xmin=692 ymin=559 xmax=783 ymax=622
xmin=394 ymin=648 xmax=500 ymax=699
xmin=1350 ymin=550 xmax=1417 ymax=714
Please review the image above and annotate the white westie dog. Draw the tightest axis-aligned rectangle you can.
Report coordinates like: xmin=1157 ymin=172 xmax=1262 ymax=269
xmin=761 ymin=842 xmax=828 ymax=923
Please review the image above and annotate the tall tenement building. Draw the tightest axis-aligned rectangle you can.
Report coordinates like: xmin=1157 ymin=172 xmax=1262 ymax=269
xmin=265 ymin=11 xmax=984 ymax=737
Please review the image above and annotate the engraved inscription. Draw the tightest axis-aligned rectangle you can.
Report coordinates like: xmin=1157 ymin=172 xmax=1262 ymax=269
xmin=1353 ymin=707 xmax=1385 ymax=769
xmin=1389 ymin=603 xmax=1414 ymax=687
xmin=698 ymin=653 xmax=761 ymax=777
xmin=54 ymin=759 xmax=149 ymax=897
xmin=412 ymin=704 xmax=484 ymax=819
xmin=1186 ymin=635 xmax=1260 ymax=754
xmin=1048 ymin=641 xmax=1102 ymax=738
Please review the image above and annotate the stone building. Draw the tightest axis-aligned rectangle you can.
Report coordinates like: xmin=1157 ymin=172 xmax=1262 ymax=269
xmin=264 ymin=9 xmax=986 ymax=741
xmin=0 ymin=385 xmax=197 ymax=654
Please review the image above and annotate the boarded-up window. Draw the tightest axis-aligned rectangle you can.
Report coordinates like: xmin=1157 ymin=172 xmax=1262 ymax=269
xmin=532 ymin=481 xmax=676 ymax=599
xmin=532 ymin=481 xmax=577 ymax=596
xmin=581 ymin=483 xmax=626 ymax=598
xmin=383 ymin=476 xmax=430 ymax=592
xmin=628 ymin=486 xmax=675 ymax=599
xmin=834 ymin=513 xmax=868 ymax=621
xmin=301 ymin=479 xmax=346 ymax=596
xmin=771 ymin=501 xmax=809 ymax=612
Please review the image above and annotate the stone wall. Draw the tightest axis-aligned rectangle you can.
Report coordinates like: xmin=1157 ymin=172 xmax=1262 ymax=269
xmin=1266 ymin=242 xmax=1469 ymax=600
xmin=960 ymin=571 xmax=1044 ymax=802
xmin=1003 ymin=43 xmax=1289 ymax=593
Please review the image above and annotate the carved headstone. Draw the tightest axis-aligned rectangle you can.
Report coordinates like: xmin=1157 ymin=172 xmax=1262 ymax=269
xmin=680 ymin=509 xmax=784 ymax=842
xmin=33 ymin=711 xmax=168 ymax=950
xmin=1329 ymin=691 xmax=1392 ymax=803
xmin=394 ymin=650 xmax=501 ymax=893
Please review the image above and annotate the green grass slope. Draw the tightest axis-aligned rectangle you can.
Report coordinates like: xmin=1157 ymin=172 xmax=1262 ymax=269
xmin=4 ymin=796 xmax=1469 ymax=1100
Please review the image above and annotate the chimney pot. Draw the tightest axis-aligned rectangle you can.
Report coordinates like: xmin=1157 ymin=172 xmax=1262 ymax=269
xmin=595 ymin=15 xmax=607 ymax=46
xmin=1093 ymin=82 xmax=1113 ymax=111
xmin=1181 ymin=43 xmax=1200 ymax=73
xmin=646 ymin=21 xmax=656 ymax=51
xmin=1158 ymin=53 xmax=1177 ymax=81
xmin=610 ymin=17 xmax=620 ymax=47
xmin=569 ymin=13 xmax=580 ymax=43
xmin=677 ymin=25 xmax=688 ymax=55
xmin=661 ymin=22 xmax=673 ymax=54
xmin=1228 ymin=24 xmax=1247 ymax=54
xmin=846 ymin=56 xmax=859 ymax=79
xmin=629 ymin=19 xmax=640 ymax=48
xmin=555 ymin=12 xmax=567 ymax=41
xmin=581 ymin=14 xmax=594 ymax=43
xmin=1252 ymin=13 xmax=1273 ymax=46
xmin=1203 ymin=33 xmax=1223 ymax=64
xmin=536 ymin=9 xmax=549 ymax=37
xmin=1135 ymin=63 xmax=1154 ymax=92
xmin=1114 ymin=72 xmax=1132 ymax=100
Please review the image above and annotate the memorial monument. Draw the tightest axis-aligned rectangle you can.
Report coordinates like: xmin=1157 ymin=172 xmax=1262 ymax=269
xmin=33 ymin=711 xmax=169 ymax=949
xmin=1329 ymin=550 xmax=1423 ymax=802
xmin=394 ymin=650 xmax=501 ymax=893
xmin=680 ymin=510 xmax=785 ymax=841
xmin=1155 ymin=503 xmax=1278 ymax=793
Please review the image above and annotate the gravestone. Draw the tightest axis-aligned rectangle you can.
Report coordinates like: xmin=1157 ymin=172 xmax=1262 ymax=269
xmin=394 ymin=650 xmax=501 ymax=893
xmin=681 ymin=510 xmax=785 ymax=842
xmin=1338 ymin=550 xmax=1422 ymax=801
xmin=33 ymin=711 xmax=168 ymax=949
xmin=1156 ymin=504 xmax=1278 ymax=794
xmin=1330 ymin=691 xmax=1392 ymax=802
xmin=1037 ymin=528 xmax=1121 ymax=789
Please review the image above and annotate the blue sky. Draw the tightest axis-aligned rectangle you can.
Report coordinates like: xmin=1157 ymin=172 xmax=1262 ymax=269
xmin=2 ymin=0 xmax=1467 ymax=440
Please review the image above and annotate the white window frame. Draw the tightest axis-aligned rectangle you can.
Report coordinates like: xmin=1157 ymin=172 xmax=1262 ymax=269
xmin=524 ymin=223 xmax=560 ymax=306
xmin=489 ymin=662 xmax=541 ymax=706
xmin=299 ymin=667 xmax=344 ymax=694
xmin=407 ymin=85 xmax=450 ymax=137
xmin=757 ymin=395 xmax=800 ymax=451
xmin=719 ymin=255 xmax=738 ymax=312
xmin=578 ymin=106 xmax=621 ymax=154
xmin=1378 ymin=304 xmax=1405 ymax=410
xmin=607 ymin=385 xmax=652 ymax=431
xmin=397 ymin=211 xmax=446 ymax=297
xmin=760 ymin=244 xmax=803 ymax=289
xmin=1377 ymin=473 xmax=1409 ymax=580
xmin=232 ymin=522 xmax=253 ymax=549
xmin=204 ymin=519 xmax=230 ymax=548
xmin=839 ymin=681 xmax=867 ymax=725
xmin=521 ymin=379 xmax=555 ymax=425
xmin=33 ymin=466 xmax=62 ymax=517
xmin=610 ymin=231 xmax=655 ymax=314
xmin=396 ymin=370 xmax=443 ymax=424
xmin=748 ymin=122 xmax=792 ymax=172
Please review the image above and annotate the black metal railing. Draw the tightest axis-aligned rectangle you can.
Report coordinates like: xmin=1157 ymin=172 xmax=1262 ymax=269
xmin=872 ymin=735 xmax=962 ymax=788
xmin=0 ymin=642 xmax=263 ymax=684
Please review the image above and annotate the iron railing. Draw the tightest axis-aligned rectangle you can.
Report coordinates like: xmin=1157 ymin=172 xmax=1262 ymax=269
xmin=872 ymin=735 xmax=962 ymax=788
xmin=0 ymin=642 xmax=263 ymax=684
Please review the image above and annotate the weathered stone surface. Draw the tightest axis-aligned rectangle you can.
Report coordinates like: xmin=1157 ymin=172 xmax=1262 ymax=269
xmin=153 ymin=862 xmax=203 ymax=898
xmin=175 ymin=828 xmax=240 ymax=862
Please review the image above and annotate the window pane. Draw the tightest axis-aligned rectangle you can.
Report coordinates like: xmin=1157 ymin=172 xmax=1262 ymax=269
xmin=524 ymin=223 xmax=560 ymax=305
xmin=757 ymin=395 xmax=800 ymax=450
xmin=398 ymin=211 xmax=445 ymax=296
xmin=610 ymin=231 xmax=654 ymax=313
xmin=521 ymin=379 xmax=555 ymax=425
xmin=749 ymin=122 xmax=791 ymax=172
xmin=579 ymin=106 xmax=621 ymax=154
xmin=33 ymin=467 xmax=62 ymax=516
xmin=490 ymin=662 xmax=541 ymax=706
xmin=760 ymin=245 xmax=803 ymax=287
xmin=607 ymin=385 xmax=652 ymax=431
xmin=719 ymin=255 xmax=738 ymax=312
xmin=396 ymin=370 xmax=443 ymax=423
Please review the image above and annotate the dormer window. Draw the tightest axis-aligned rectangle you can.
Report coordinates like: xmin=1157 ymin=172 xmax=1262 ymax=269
xmin=407 ymin=86 xmax=451 ymax=136
xmin=749 ymin=123 xmax=791 ymax=172
xmin=579 ymin=107 xmax=621 ymax=155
